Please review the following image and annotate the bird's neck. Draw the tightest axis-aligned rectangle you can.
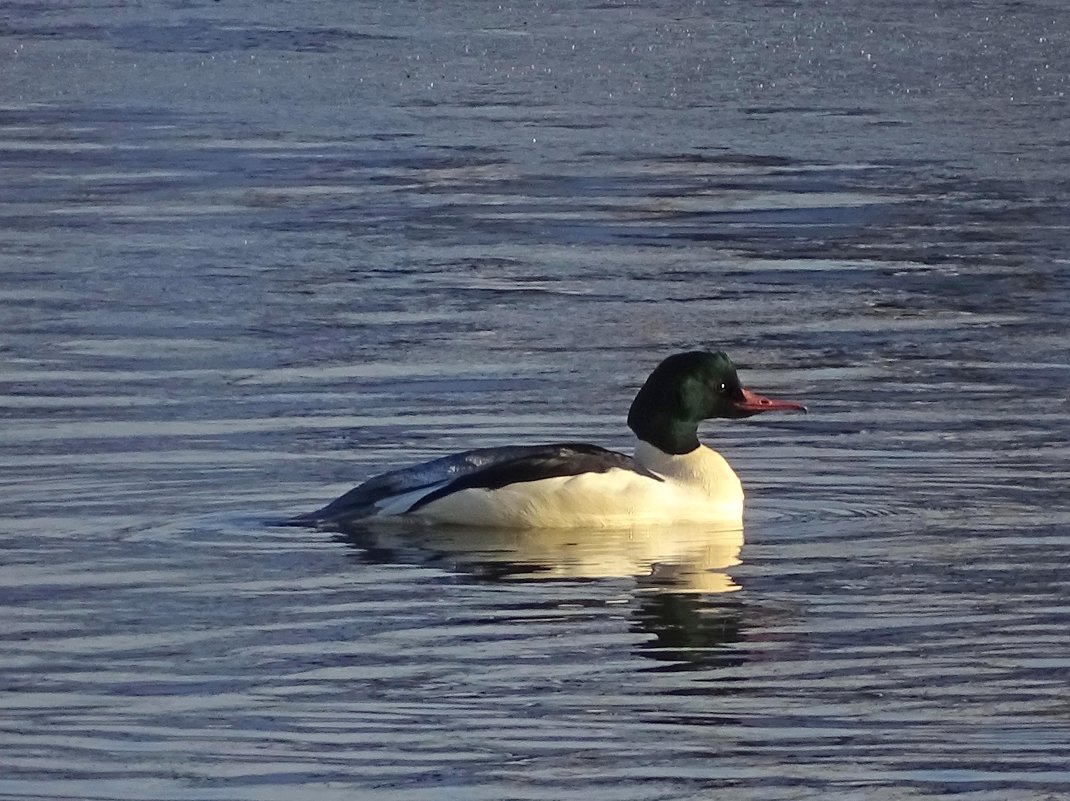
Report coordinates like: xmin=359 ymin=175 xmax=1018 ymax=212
xmin=628 ymin=413 xmax=700 ymax=455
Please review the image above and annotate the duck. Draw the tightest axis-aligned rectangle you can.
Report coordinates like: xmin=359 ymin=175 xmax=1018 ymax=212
xmin=293 ymin=350 xmax=805 ymax=529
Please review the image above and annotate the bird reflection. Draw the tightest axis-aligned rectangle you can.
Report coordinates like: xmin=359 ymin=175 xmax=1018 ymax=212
xmin=336 ymin=520 xmax=743 ymax=590
xmin=335 ymin=520 xmax=748 ymax=669
xmin=631 ymin=591 xmax=746 ymax=670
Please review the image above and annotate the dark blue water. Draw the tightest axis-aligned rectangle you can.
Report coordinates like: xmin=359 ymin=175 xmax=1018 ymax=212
xmin=2 ymin=1 xmax=1069 ymax=798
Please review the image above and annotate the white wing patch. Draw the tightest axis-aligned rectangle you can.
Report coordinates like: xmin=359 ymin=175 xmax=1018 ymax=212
xmin=372 ymin=481 xmax=453 ymax=517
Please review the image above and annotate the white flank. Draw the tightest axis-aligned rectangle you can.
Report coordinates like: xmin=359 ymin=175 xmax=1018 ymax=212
xmin=403 ymin=440 xmax=745 ymax=529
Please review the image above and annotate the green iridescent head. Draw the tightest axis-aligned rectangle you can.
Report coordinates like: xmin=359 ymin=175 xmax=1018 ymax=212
xmin=627 ymin=350 xmax=805 ymax=454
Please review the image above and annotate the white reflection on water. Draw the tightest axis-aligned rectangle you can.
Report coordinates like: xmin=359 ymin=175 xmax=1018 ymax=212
xmin=335 ymin=520 xmax=745 ymax=594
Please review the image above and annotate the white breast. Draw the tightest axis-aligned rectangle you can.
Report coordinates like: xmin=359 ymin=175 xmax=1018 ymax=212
xmin=633 ymin=440 xmax=744 ymax=508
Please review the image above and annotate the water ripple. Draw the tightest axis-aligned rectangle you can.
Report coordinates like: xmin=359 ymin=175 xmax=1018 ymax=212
xmin=2 ymin=4 xmax=1070 ymax=796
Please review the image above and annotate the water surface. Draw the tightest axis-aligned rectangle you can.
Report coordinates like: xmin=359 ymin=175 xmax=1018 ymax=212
xmin=2 ymin=1 xmax=1069 ymax=799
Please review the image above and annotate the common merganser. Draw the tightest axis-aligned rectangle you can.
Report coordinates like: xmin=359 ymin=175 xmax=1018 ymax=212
xmin=294 ymin=350 xmax=805 ymax=529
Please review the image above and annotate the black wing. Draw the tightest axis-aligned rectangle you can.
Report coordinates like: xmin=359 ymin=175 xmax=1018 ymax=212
xmin=408 ymin=443 xmax=663 ymax=512
xmin=291 ymin=443 xmax=660 ymax=525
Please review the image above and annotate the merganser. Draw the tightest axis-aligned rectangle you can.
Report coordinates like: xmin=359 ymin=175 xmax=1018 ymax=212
xmin=294 ymin=350 xmax=805 ymax=529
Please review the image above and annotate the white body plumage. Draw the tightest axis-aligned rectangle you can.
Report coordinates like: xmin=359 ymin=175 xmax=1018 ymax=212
xmin=401 ymin=442 xmax=744 ymax=529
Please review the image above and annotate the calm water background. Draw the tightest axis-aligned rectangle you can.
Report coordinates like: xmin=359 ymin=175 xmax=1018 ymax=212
xmin=2 ymin=1 xmax=1070 ymax=799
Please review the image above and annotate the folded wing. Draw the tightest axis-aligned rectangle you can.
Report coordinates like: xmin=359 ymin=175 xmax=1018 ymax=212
xmin=293 ymin=443 xmax=661 ymax=525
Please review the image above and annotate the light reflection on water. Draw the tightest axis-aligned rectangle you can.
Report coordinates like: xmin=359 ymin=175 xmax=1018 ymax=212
xmin=2 ymin=0 xmax=1070 ymax=798
xmin=337 ymin=520 xmax=745 ymax=593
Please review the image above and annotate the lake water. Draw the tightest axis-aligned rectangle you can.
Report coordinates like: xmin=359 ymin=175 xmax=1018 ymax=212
xmin=2 ymin=1 xmax=1069 ymax=798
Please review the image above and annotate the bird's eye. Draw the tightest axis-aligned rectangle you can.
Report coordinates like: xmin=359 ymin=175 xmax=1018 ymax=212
xmin=719 ymin=383 xmax=727 ymax=394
